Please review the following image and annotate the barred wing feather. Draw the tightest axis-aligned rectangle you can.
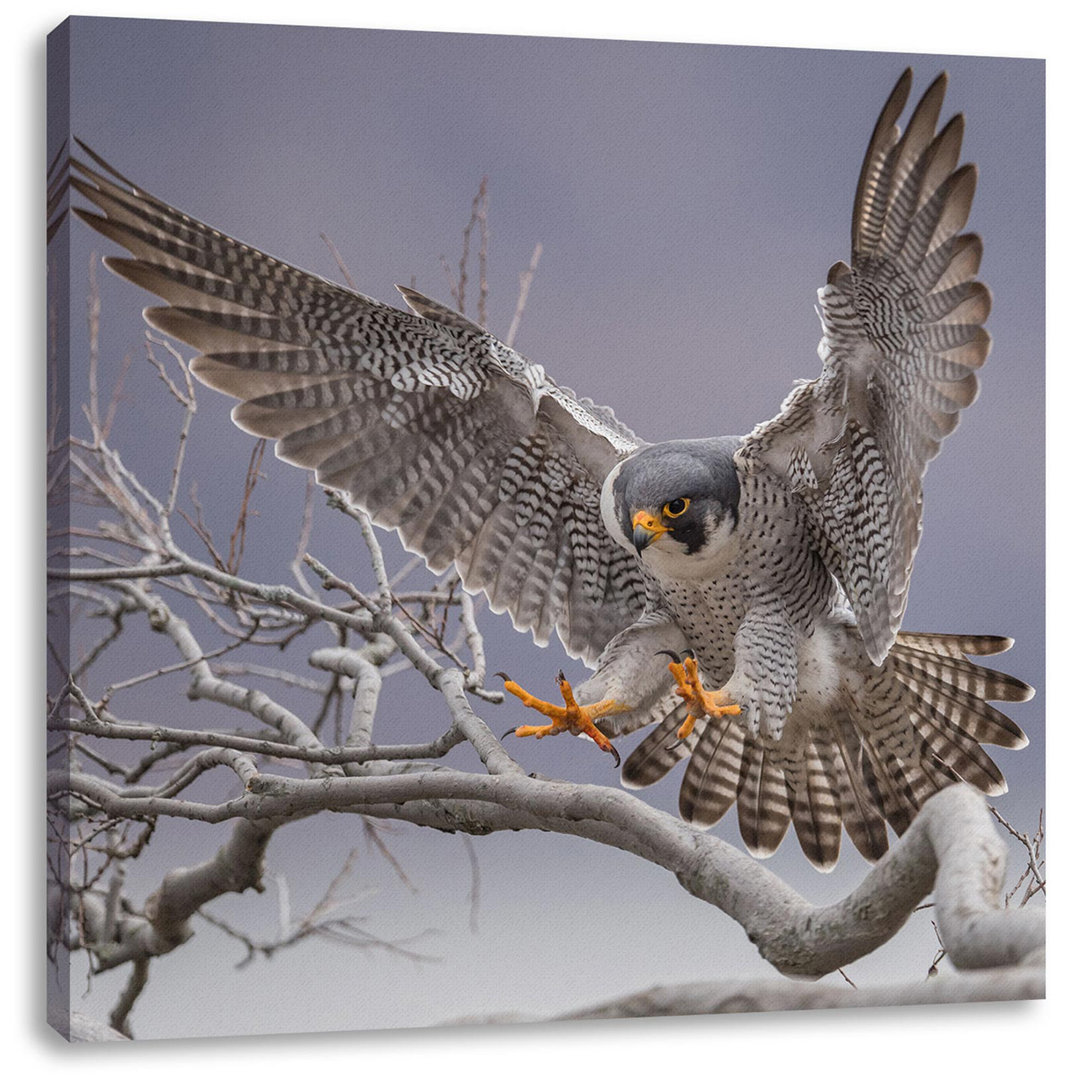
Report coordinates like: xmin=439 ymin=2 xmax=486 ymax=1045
xmin=738 ymin=70 xmax=991 ymax=663
xmin=70 ymin=147 xmax=649 ymax=665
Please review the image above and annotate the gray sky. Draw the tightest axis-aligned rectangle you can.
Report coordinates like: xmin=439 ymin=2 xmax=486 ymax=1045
xmin=51 ymin=18 xmax=1044 ymax=1040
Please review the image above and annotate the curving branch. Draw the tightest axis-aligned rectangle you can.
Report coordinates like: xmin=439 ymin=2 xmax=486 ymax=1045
xmin=50 ymin=756 xmax=1043 ymax=979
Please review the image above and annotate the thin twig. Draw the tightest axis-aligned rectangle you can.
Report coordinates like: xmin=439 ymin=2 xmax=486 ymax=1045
xmin=506 ymin=243 xmax=542 ymax=348
xmin=291 ymin=475 xmax=318 ymax=599
xmin=227 ymin=439 xmax=267 ymax=574
xmin=320 ymin=232 xmax=358 ymax=291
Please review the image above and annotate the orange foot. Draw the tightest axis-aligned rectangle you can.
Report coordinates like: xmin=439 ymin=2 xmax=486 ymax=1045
xmin=659 ymin=650 xmax=741 ymax=741
xmin=496 ymin=670 xmax=628 ymax=768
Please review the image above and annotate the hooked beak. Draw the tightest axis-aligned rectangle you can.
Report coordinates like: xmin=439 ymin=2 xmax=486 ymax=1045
xmin=632 ymin=510 xmax=669 ymax=553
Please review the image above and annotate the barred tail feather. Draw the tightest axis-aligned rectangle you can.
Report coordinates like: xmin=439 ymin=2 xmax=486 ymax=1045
xmin=678 ymin=712 xmax=746 ymax=827
xmin=894 ymin=631 xmax=1015 ymax=657
xmin=828 ymin=729 xmax=890 ymax=862
xmin=890 ymin=631 xmax=1030 ymax=794
xmin=788 ymin=737 xmax=843 ymax=869
xmin=620 ymin=710 xmax=697 ymax=791
xmin=736 ymin=742 xmax=791 ymax=857
xmin=894 ymin=666 xmax=1028 ymax=748
xmin=905 ymin=692 xmax=1008 ymax=794
xmin=894 ymin=652 xmax=1033 ymax=703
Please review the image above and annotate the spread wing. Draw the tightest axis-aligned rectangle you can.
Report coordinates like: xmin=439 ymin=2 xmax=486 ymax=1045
xmin=69 ymin=146 xmax=650 ymax=664
xmin=738 ymin=70 xmax=990 ymax=664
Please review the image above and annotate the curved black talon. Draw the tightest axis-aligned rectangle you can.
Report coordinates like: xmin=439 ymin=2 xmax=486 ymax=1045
xmin=656 ymin=650 xmax=683 ymax=663
xmin=606 ymin=744 xmax=621 ymax=769
xmin=494 ymin=672 xmax=510 ymax=683
xmin=683 ymin=648 xmax=696 ymax=661
xmin=500 ymin=726 xmax=519 ymax=741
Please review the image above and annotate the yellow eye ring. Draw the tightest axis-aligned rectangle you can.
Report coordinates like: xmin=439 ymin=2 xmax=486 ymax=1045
xmin=663 ymin=497 xmax=690 ymax=518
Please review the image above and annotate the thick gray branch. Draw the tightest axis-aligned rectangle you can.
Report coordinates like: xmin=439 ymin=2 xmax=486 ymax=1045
xmin=90 ymin=818 xmax=277 ymax=971
xmin=51 ymin=764 xmax=1043 ymax=978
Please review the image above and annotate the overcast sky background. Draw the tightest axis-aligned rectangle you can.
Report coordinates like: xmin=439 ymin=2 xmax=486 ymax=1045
xmin=49 ymin=18 xmax=1043 ymax=1042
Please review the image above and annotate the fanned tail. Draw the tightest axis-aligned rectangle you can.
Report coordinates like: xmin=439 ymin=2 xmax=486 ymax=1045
xmin=621 ymin=630 xmax=1031 ymax=869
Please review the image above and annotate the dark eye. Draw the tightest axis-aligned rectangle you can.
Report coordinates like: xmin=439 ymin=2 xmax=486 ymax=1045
xmin=663 ymin=497 xmax=690 ymax=518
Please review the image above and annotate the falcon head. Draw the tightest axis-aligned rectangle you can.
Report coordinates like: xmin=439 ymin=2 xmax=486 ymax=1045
xmin=600 ymin=437 xmax=743 ymax=580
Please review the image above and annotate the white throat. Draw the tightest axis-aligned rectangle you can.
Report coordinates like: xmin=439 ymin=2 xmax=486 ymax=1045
xmin=639 ymin=513 xmax=740 ymax=583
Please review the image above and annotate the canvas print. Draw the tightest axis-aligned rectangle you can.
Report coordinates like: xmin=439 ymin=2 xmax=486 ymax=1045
xmin=46 ymin=18 xmax=1045 ymax=1042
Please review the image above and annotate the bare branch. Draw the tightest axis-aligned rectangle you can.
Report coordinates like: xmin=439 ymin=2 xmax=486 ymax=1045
xmin=990 ymin=806 xmax=1046 ymax=906
xmin=109 ymin=957 xmax=150 ymax=1037
xmin=50 ymin=766 xmax=1044 ymax=980
xmin=323 ymin=491 xmax=393 ymax=613
xmin=86 ymin=251 xmax=101 ymax=435
xmin=309 ymin=641 xmax=395 ymax=751
xmin=506 ymin=243 xmax=542 ymax=348
xmin=320 ymin=232 xmax=359 ymax=291
xmin=52 ymin=711 xmax=465 ymax=767
xmin=290 ymin=475 xmax=318 ymax=599
xmin=227 ymin=439 xmax=267 ymax=574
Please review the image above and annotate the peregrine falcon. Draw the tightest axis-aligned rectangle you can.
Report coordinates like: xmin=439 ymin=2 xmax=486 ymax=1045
xmin=68 ymin=69 xmax=1032 ymax=868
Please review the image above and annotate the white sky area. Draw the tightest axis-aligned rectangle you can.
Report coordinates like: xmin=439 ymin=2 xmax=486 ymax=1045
xmin=10 ymin=2 xmax=1073 ymax=1077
